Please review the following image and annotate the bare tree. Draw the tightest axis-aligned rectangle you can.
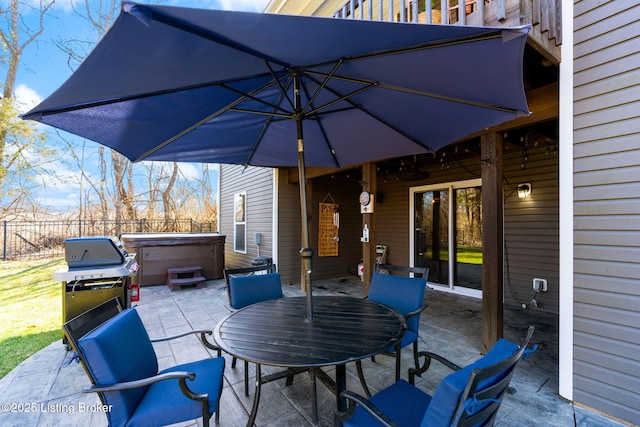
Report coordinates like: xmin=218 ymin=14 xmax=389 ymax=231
xmin=162 ymin=163 xmax=179 ymax=230
xmin=54 ymin=0 xmax=137 ymax=225
xmin=0 ymin=0 xmax=55 ymax=212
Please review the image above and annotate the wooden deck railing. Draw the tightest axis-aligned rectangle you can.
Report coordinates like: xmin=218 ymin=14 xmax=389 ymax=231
xmin=331 ymin=0 xmax=561 ymax=63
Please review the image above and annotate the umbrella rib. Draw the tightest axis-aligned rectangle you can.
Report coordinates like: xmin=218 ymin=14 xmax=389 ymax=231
xmin=316 ymin=31 xmax=505 ymax=69
xmin=305 ymin=82 xmax=377 ymax=117
xmin=220 ymin=82 xmax=292 ymax=116
xmin=299 ymin=80 xmax=340 ymax=168
xmin=134 ymin=79 xmax=280 ymax=162
xmin=31 ymin=75 xmax=276 ymax=117
xmin=301 ymin=60 xmax=343 ymax=114
xmin=245 ymin=89 xmax=290 ymax=166
xmin=305 ymin=74 xmax=432 ymax=151
xmin=137 ymin=5 xmax=291 ymax=68
xmin=266 ymin=62 xmax=295 ymax=111
xmin=306 ymin=70 xmax=522 ymax=114
xmin=227 ymin=108 xmax=291 ymax=118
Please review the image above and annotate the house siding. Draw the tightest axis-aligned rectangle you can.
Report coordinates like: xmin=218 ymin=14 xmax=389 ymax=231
xmin=263 ymin=144 xmax=560 ymax=309
xmin=276 ymin=169 xmax=362 ymax=286
xmin=371 ymin=144 xmax=559 ymax=312
xmin=275 ymin=169 xmax=301 ymax=285
xmin=573 ymin=0 xmax=640 ymax=423
xmin=502 ymin=144 xmax=560 ymax=312
xmin=219 ymin=165 xmax=274 ymax=269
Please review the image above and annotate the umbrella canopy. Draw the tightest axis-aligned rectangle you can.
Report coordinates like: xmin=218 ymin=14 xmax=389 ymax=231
xmin=23 ymin=2 xmax=530 ymax=319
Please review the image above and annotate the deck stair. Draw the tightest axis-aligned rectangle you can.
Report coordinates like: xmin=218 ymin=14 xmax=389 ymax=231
xmin=166 ymin=266 xmax=206 ymax=290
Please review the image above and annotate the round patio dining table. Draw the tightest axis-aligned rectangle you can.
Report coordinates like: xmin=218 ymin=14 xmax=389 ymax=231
xmin=214 ymin=295 xmax=406 ymax=426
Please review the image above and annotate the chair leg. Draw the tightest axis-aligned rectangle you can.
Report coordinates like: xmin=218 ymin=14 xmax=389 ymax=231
xmin=412 ymin=341 xmax=420 ymax=373
xmin=232 ymin=356 xmax=237 ymax=369
xmin=355 ymin=360 xmax=372 ymax=397
xmin=309 ymin=370 xmax=318 ymax=424
xmin=394 ymin=343 xmax=402 ymax=381
xmin=244 ymin=360 xmax=250 ymax=397
xmin=247 ymin=364 xmax=262 ymax=427
xmin=285 ymin=371 xmax=295 ymax=386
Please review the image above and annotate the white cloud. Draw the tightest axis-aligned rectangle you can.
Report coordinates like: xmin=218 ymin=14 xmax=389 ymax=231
xmin=37 ymin=193 xmax=80 ymax=209
xmin=14 ymin=84 xmax=43 ymax=114
xmin=177 ymin=162 xmax=200 ymax=179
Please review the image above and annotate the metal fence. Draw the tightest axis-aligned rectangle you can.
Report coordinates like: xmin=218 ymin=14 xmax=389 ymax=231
xmin=1 ymin=219 xmax=217 ymax=261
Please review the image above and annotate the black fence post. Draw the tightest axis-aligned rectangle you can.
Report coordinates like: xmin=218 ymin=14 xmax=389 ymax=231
xmin=3 ymin=221 xmax=6 ymax=261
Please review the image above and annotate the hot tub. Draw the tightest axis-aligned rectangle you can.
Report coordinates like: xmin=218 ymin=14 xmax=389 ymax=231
xmin=121 ymin=233 xmax=225 ymax=286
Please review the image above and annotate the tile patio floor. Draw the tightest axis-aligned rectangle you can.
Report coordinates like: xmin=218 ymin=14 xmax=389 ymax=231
xmin=0 ymin=276 xmax=630 ymax=426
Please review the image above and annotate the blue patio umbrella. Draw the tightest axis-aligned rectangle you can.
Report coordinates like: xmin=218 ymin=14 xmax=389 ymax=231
xmin=23 ymin=2 xmax=530 ymax=319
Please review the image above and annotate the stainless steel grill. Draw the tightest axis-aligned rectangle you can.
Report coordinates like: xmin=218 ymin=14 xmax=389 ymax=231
xmin=56 ymin=237 xmax=139 ymax=340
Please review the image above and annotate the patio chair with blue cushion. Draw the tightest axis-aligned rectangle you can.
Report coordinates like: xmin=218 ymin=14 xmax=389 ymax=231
xmin=223 ymin=265 xmax=283 ymax=395
xmin=223 ymin=264 xmax=281 ymax=310
xmin=67 ymin=307 xmax=225 ymax=427
xmin=336 ymin=326 xmax=536 ymax=427
xmin=356 ymin=263 xmax=429 ymax=395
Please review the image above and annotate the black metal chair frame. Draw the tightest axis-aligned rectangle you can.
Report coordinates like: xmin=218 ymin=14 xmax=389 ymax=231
xmin=63 ymin=297 xmax=223 ymax=426
xmin=338 ymin=326 xmax=536 ymax=427
xmin=223 ymin=263 xmax=281 ymax=396
xmin=356 ymin=263 xmax=429 ymax=396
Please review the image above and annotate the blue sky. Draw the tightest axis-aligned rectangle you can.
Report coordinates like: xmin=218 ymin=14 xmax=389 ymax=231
xmin=15 ymin=0 xmax=271 ymax=106
xmin=8 ymin=0 xmax=271 ymax=211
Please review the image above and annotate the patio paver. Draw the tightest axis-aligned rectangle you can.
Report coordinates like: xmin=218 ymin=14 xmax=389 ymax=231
xmin=0 ymin=277 xmax=628 ymax=426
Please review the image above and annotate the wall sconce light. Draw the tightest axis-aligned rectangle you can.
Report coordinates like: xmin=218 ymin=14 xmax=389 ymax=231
xmin=517 ymin=183 xmax=532 ymax=199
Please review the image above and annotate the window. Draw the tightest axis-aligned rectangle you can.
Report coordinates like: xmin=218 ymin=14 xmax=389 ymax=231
xmin=234 ymin=192 xmax=246 ymax=253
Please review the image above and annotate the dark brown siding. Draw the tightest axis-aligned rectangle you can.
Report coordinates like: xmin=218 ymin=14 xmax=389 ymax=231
xmin=572 ymin=0 xmax=640 ymax=423
xmin=276 ymin=170 xmax=362 ymax=286
xmin=270 ymin=147 xmax=561 ymax=310
xmin=503 ymin=144 xmax=560 ymax=312
xmin=276 ymin=169 xmax=301 ymax=285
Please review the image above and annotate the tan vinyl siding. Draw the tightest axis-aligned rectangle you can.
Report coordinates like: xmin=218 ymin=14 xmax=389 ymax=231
xmin=219 ymin=165 xmax=274 ymax=269
xmin=573 ymin=1 xmax=640 ymax=423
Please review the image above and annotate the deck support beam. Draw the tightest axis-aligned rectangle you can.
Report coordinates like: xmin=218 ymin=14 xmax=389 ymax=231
xmin=481 ymin=132 xmax=504 ymax=353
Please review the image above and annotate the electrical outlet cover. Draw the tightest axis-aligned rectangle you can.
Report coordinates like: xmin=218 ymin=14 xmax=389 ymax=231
xmin=533 ymin=278 xmax=548 ymax=292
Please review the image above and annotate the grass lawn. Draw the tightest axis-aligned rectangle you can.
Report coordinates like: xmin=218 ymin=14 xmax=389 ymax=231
xmin=457 ymin=245 xmax=482 ymax=264
xmin=0 ymin=258 xmax=66 ymax=379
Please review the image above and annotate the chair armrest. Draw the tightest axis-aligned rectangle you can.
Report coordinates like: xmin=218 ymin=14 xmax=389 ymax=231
xmin=84 ymin=371 xmax=209 ymax=404
xmin=83 ymin=371 xmax=195 ymax=393
xmin=404 ymin=303 xmax=429 ymax=320
xmin=408 ymin=351 xmax=462 ymax=384
xmin=150 ymin=329 xmax=221 ymax=357
xmin=336 ymin=391 xmax=402 ymax=427
xmin=360 ymin=299 xmax=428 ymax=321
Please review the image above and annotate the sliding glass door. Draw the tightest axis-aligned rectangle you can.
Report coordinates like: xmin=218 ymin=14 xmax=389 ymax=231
xmin=411 ymin=179 xmax=482 ymax=294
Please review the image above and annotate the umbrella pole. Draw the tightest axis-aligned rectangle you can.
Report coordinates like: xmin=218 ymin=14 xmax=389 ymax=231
xmin=294 ymin=74 xmax=314 ymax=321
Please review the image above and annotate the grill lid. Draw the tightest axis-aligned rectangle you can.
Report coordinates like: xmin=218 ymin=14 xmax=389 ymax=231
xmin=64 ymin=237 xmax=128 ymax=269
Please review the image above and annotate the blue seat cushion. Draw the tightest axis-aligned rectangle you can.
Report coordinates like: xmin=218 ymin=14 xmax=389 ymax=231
xmin=421 ymin=338 xmax=519 ymax=427
xmin=127 ymin=357 xmax=225 ymax=427
xmin=229 ymin=272 xmax=283 ymax=309
xmin=368 ymin=272 xmax=426 ymax=334
xmin=344 ymin=379 xmax=432 ymax=427
xmin=78 ymin=308 xmax=158 ymax=427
